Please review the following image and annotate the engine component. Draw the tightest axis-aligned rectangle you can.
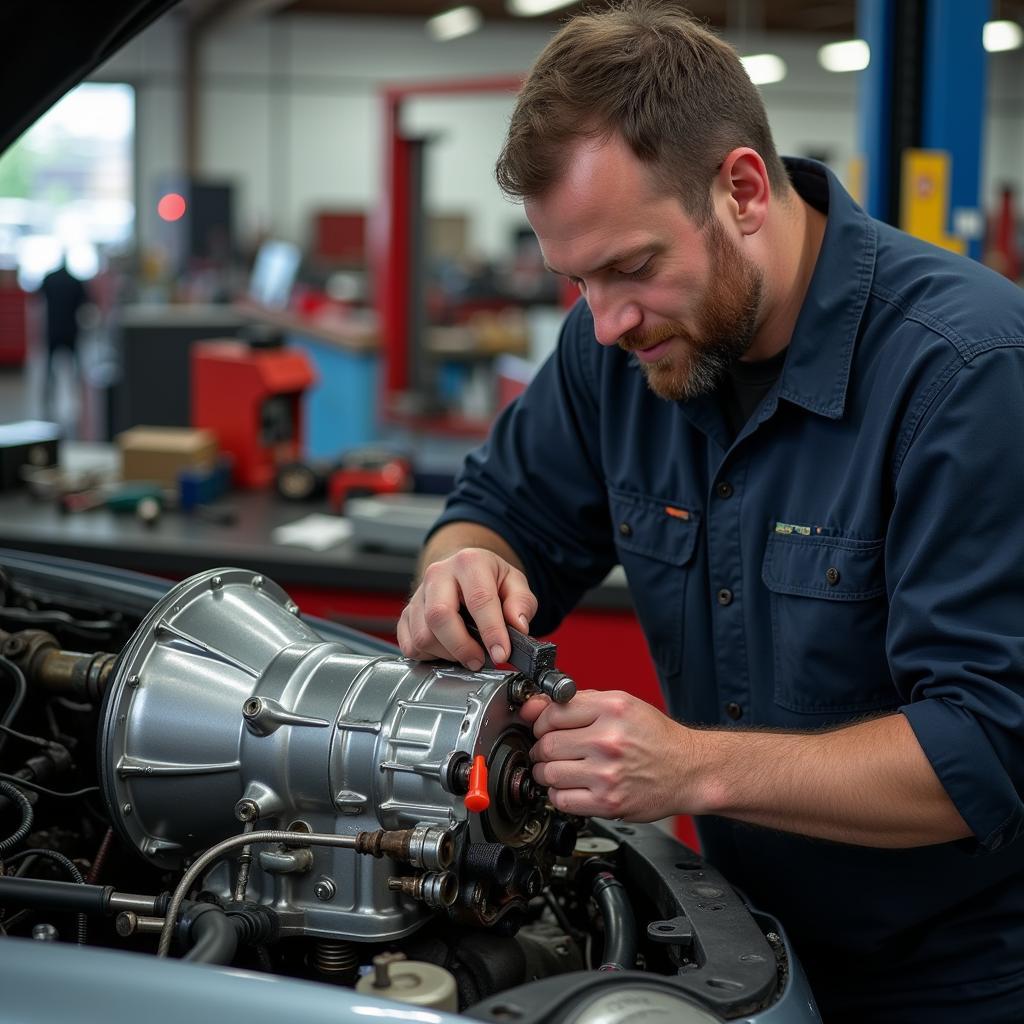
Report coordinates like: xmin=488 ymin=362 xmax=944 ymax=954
xmin=0 ymin=551 xmax=821 ymax=1023
xmin=98 ymin=567 xmax=562 ymax=946
xmin=355 ymin=951 xmax=459 ymax=1012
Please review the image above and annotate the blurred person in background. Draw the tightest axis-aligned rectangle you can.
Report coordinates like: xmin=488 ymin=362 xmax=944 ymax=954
xmin=38 ymin=256 xmax=90 ymax=421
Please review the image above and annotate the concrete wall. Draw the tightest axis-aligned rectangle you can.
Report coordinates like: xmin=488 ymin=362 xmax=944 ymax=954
xmin=92 ymin=10 xmax=1024 ymax=261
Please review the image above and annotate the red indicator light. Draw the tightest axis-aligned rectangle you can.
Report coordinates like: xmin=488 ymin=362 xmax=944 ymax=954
xmin=157 ymin=193 xmax=187 ymax=222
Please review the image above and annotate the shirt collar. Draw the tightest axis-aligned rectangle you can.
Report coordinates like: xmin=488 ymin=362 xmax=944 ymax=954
xmin=773 ymin=157 xmax=877 ymax=420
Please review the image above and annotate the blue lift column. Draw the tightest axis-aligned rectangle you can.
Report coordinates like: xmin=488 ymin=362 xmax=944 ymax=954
xmin=857 ymin=0 xmax=989 ymax=260
xmin=921 ymin=1 xmax=989 ymax=260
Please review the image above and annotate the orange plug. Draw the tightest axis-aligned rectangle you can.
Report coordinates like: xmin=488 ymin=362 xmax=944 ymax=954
xmin=464 ymin=755 xmax=490 ymax=813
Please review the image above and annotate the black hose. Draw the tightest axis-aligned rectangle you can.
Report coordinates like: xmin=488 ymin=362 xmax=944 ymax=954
xmin=592 ymin=870 xmax=638 ymax=972
xmin=0 ymin=875 xmax=110 ymax=915
xmin=1 ymin=848 xmax=89 ymax=944
xmin=0 ymin=659 xmax=28 ymax=756
xmin=181 ymin=904 xmax=240 ymax=965
xmin=0 ymin=780 xmax=32 ymax=854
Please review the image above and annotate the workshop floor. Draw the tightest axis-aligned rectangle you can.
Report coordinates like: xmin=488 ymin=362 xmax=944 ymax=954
xmin=0 ymin=366 xmax=29 ymax=419
xmin=1 ymin=329 xmax=110 ymax=439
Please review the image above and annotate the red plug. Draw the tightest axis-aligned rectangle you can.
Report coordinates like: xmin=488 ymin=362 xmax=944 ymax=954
xmin=464 ymin=755 xmax=490 ymax=813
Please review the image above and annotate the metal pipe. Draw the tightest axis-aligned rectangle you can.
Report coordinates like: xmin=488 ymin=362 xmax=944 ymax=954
xmin=232 ymin=822 xmax=255 ymax=903
xmin=157 ymin=829 xmax=360 ymax=958
xmin=33 ymin=649 xmax=116 ymax=703
xmin=107 ymin=891 xmax=165 ymax=915
xmin=115 ymin=911 xmax=166 ymax=936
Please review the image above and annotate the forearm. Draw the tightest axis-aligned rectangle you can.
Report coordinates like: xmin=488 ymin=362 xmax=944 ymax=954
xmin=692 ymin=712 xmax=971 ymax=848
xmin=418 ymin=521 xmax=526 ymax=580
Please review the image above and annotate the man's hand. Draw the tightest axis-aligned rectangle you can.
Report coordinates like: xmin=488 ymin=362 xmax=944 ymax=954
xmin=522 ymin=690 xmax=696 ymax=821
xmin=398 ymin=547 xmax=538 ymax=670
xmin=524 ymin=692 xmax=972 ymax=847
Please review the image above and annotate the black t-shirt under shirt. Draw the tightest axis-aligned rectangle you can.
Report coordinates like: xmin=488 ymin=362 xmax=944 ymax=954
xmin=719 ymin=346 xmax=788 ymax=438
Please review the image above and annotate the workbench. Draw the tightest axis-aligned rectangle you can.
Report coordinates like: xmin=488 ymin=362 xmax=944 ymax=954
xmin=0 ymin=467 xmax=662 ymax=710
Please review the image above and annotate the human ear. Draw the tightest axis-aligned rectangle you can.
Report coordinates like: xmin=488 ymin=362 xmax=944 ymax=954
xmin=714 ymin=148 xmax=770 ymax=235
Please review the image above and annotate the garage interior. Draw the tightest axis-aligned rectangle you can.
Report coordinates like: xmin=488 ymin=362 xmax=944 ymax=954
xmin=1 ymin=2 xmax=1023 ymax=1021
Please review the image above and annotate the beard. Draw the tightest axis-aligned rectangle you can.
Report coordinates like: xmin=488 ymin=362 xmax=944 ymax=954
xmin=619 ymin=219 xmax=764 ymax=402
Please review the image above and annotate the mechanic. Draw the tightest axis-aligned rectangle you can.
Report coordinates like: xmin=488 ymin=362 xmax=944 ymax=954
xmin=397 ymin=3 xmax=1024 ymax=1021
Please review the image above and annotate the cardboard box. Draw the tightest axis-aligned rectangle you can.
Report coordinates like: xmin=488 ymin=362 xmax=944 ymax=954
xmin=118 ymin=426 xmax=217 ymax=487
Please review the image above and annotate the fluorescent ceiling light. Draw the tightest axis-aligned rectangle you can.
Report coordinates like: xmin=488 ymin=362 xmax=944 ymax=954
xmin=506 ymin=0 xmax=576 ymax=16
xmin=818 ymin=39 xmax=870 ymax=72
xmin=740 ymin=53 xmax=787 ymax=85
xmin=983 ymin=20 xmax=1024 ymax=52
xmin=427 ymin=5 xmax=482 ymax=41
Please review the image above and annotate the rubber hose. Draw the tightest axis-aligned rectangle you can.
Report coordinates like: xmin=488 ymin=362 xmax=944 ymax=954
xmin=0 ymin=780 xmax=33 ymax=854
xmin=0 ymin=875 xmax=109 ymax=915
xmin=592 ymin=870 xmax=638 ymax=972
xmin=182 ymin=904 xmax=240 ymax=966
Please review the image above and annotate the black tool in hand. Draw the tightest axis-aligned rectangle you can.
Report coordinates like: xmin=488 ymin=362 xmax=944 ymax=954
xmin=460 ymin=608 xmax=576 ymax=704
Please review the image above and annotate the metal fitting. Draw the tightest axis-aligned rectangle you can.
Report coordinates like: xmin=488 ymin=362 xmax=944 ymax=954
xmin=115 ymin=912 xmax=137 ymax=937
xmin=508 ymin=766 xmax=544 ymax=807
xmin=115 ymin=912 xmax=165 ymax=937
xmin=313 ymin=877 xmax=337 ymax=902
xmin=387 ymin=871 xmax=458 ymax=910
xmin=258 ymin=847 xmax=314 ymax=875
xmin=242 ymin=697 xmax=263 ymax=720
xmin=355 ymin=826 xmax=455 ymax=871
xmin=234 ymin=798 xmax=260 ymax=823
xmin=536 ymin=670 xmax=576 ymax=704
xmin=108 ymin=892 xmax=163 ymax=915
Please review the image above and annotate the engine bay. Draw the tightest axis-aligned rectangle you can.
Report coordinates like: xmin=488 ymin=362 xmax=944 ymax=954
xmin=0 ymin=551 xmax=817 ymax=1023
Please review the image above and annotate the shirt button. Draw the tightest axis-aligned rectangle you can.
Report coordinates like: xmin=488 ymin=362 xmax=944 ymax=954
xmin=619 ymin=522 xmax=632 ymax=537
xmin=717 ymin=588 xmax=733 ymax=606
xmin=725 ymin=702 xmax=743 ymax=720
xmin=825 ymin=567 xmax=841 ymax=586
xmin=716 ymin=481 xmax=734 ymax=499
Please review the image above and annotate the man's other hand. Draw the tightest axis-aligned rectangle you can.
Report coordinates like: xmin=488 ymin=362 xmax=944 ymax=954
xmin=398 ymin=547 xmax=538 ymax=670
xmin=522 ymin=690 xmax=692 ymax=822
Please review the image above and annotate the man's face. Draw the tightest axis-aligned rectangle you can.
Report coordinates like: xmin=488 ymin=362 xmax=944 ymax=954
xmin=525 ymin=134 xmax=764 ymax=401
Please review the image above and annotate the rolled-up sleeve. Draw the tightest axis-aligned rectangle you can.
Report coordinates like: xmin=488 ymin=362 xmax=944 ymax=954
xmin=889 ymin=343 xmax=1024 ymax=851
xmin=428 ymin=303 xmax=618 ymax=634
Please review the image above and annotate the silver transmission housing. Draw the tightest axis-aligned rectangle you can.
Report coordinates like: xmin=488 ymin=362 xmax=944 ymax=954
xmin=99 ymin=567 xmax=557 ymax=942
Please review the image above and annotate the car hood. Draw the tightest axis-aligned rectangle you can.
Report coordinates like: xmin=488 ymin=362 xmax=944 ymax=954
xmin=0 ymin=0 xmax=181 ymax=153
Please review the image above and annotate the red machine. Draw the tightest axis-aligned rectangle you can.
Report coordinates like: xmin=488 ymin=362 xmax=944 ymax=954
xmin=327 ymin=450 xmax=412 ymax=513
xmin=191 ymin=338 xmax=316 ymax=489
xmin=275 ymin=450 xmax=413 ymax=512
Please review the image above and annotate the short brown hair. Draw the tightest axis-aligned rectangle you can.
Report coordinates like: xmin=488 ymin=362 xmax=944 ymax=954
xmin=495 ymin=0 xmax=789 ymax=223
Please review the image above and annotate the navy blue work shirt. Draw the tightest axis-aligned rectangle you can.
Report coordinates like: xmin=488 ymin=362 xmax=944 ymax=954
xmin=431 ymin=159 xmax=1024 ymax=1019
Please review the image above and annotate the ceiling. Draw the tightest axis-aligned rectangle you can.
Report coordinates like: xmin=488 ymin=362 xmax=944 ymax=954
xmin=280 ymin=0 xmax=1024 ymax=37
xmin=184 ymin=0 xmax=1024 ymax=39
xmin=283 ymin=1 xmax=859 ymax=33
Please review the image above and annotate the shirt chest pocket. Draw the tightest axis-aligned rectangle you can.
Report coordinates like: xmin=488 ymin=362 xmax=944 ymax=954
xmin=609 ymin=489 xmax=701 ymax=678
xmin=762 ymin=532 xmax=898 ymax=716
